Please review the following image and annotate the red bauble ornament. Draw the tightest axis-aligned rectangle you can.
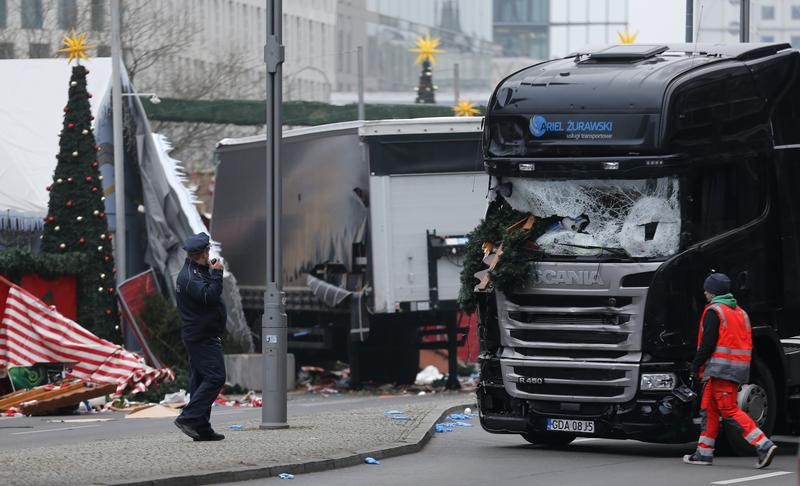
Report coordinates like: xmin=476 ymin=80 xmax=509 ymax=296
xmin=67 ymin=122 xmax=75 ymax=129
xmin=98 ymin=212 xmax=105 ymax=218
xmin=92 ymin=162 xmax=99 ymax=168
xmin=65 ymin=201 xmax=73 ymax=207
xmin=63 ymin=106 xmax=69 ymax=113
xmin=107 ymin=234 xmax=113 ymax=240
xmin=85 ymin=69 xmax=90 ymax=74
xmin=112 ymin=267 xmax=117 ymax=274
xmin=88 ymin=92 xmax=93 ymax=98
xmin=108 ymin=288 xmax=115 ymax=294
xmin=85 ymin=176 xmax=92 ymax=182
xmin=91 ymin=115 xmax=96 ymax=121
xmin=104 ymin=256 xmax=111 ymax=262
xmin=46 ymin=185 xmax=52 ymax=191
xmin=105 ymin=309 xmax=113 ymax=316
xmin=92 ymin=187 xmax=98 ymax=193
xmin=47 ymin=216 xmax=55 ymax=223
xmin=79 ymin=237 xmax=86 ymax=244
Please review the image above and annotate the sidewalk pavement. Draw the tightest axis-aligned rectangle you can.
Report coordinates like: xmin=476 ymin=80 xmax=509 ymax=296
xmin=0 ymin=392 xmax=474 ymax=486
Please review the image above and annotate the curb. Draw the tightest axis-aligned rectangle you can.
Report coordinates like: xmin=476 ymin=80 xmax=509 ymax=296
xmin=110 ymin=402 xmax=475 ymax=486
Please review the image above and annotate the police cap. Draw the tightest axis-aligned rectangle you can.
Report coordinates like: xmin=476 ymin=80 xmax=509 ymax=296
xmin=183 ymin=232 xmax=210 ymax=254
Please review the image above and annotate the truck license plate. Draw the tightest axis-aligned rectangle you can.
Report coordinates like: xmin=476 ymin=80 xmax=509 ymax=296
xmin=546 ymin=418 xmax=595 ymax=434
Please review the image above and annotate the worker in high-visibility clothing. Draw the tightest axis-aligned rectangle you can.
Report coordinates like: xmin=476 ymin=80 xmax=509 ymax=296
xmin=683 ymin=273 xmax=778 ymax=468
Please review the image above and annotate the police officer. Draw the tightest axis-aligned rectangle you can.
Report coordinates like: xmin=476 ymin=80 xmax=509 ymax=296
xmin=683 ymin=273 xmax=777 ymax=468
xmin=173 ymin=232 xmax=227 ymax=441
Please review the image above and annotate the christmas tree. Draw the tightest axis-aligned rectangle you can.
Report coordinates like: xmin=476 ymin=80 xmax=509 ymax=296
xmin=410 ymin=34 xmax=444 ymax=104
xmin=40 ymin=32 xmax=119 ymax=342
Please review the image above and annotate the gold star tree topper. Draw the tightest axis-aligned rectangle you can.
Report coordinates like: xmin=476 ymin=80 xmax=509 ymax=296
xmin=410 ymin=33 xmax=445 ymax=65
xmin=617 ymin=27 xmax=639 ymax=44
xmin=58 ymin=31 xmax=95 ymax=63
xmin=452 ymin=99 xmax=480 ymax=117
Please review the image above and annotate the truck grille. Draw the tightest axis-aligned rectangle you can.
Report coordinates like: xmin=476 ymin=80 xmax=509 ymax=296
xmin=495 ymin=262 xmax=658 ymax=403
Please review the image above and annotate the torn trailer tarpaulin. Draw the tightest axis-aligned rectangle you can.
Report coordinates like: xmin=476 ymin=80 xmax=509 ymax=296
xmin=306 ymin=274 xmax=352 ymax=307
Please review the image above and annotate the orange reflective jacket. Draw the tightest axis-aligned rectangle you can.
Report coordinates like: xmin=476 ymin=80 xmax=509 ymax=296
xmin=697 ymin=303 xmax=752 ymax=384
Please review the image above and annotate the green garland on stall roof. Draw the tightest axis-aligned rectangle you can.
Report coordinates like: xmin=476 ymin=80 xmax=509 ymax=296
xmin=458 ymin=204 xmax=529 ymax=313
xmin=0 ymin=249 xmax=88 ymax=279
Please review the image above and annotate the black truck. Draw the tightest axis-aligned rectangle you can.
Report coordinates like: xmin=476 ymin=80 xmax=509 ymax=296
xmin=475 ymin=43 xmax=800 ymax=453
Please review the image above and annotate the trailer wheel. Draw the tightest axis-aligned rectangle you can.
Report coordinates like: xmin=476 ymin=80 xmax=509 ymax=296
xmin=521 ymin=431 xmax=576 ymax=447
xmin=721 ymin=358 xmax=777 ymax=456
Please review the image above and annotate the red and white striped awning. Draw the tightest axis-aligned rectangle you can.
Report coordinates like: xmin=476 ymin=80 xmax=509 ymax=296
xmin=0 ymin=278 xmax=173 ymax=396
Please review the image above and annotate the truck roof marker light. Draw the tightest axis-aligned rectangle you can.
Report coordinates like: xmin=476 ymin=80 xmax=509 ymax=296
xmin=519 ymin=163 xmax=535 ymax=172
xmin=603 ymin=162 xmax=619 ymax=170
xmin=646 ymin=160 xmax=664 ymax=166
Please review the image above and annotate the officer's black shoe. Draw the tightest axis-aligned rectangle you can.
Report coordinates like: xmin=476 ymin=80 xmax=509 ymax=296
xmin=756 ymin=444 xmax=777 ymax=469
xmin=194 ymin=428 xmax=225 ymax=441
xmin=174 ymin=419 xmax=202 ymax=440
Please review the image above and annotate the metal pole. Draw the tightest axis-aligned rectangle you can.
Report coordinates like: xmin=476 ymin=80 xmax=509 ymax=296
xmin=357 ymin=46 xmax=365 ymax=120
xmin=261 ymin=0 xmax=288 ymax=430
xmin=453 ymin=63 xmax=460 ymax=104
xmin=685 ymin=0 xmax=694 ymax=43
xmin=110 ymin=0 xmax=125 ymax=286
xmin=740 ymin=0 xmax=750 ymax=42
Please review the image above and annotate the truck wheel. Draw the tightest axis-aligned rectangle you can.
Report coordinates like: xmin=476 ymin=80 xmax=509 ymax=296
xmin=721 ymin=358 xmax=777 ymax=456
xmin=521 ymin=431 xmax=576 ymax=447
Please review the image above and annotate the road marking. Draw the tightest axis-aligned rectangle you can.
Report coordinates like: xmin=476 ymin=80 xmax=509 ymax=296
xmin=711 ymin=471 xmax=793 ymax=485
xmin=10 ymin=424 xmax=101 ymax=435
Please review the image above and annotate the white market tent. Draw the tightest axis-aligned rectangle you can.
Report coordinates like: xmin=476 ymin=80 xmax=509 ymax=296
xmin=0 ymin=57 xmax=253 ymax=351
xmin=0 ymin=58 xmax=112 ymax=223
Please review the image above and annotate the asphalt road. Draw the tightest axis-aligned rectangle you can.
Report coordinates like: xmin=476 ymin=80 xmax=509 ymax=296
xmin=226 ymin=420 xmax=799 ymax=486
xmin=0 ymin=391 xmax=448 ymax=451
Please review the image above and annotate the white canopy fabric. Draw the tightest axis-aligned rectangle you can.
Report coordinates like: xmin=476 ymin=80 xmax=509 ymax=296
xmin=0 ymin=58 xmax=112 ymax=222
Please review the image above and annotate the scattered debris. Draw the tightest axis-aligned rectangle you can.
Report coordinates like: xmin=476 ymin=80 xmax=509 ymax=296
xmin=228 ymin=424 xmax=244 ymax=430
xmin=278 ymin=473 xmax=295 ymax=480
xmin=464 ymin=407 xmax=472 ymax=415
xmin=0 ymin=379 xmax=116 ymax=416
xmin=383 ymin=410 xmax=403 ymax=415
xmin=296 ymin=363 xmax=350 ymax=393
xmin=212 ymin=390 xmax=263 ymax=408
xmin=415 ymin=365 xmax=444 ymax=386
xmin=47 ymin=418 xmax=113 ymax=423
xmin=390 ymin=415 xmax=410 ymax=421
xmin=364 ymin=457 xmax=380 ymax=465
xmin=125 ymin=404 xmax=179 ymax=419
xmin=160 ymin=389 xmax=189 ymax=407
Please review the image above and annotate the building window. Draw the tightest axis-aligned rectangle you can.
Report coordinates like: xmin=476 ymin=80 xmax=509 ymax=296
xmin=91 ymin=0 xmax=105 ymax=31
xmin=29 ymin=43 xmax=50 ymax=58
xmin=793 ymin=5 xmax=800 ymax=19
xmin=761 ymin=35 xmax=775 ymax=42
xmin=0 ymin=0 xmax=6 ymax=29
xmin=792 ymin=35 xmax=800 ymax=47
xmin=0 ymin=42 xmax=13 ymax=59
xmin=58 ymin=0 xmax=78 ymax=30
xmin=761 ymin=5 xmax=775 ymax=20
xmin=96 ymin=44 xmax=110 ymax=57
xmin=21 ymin=0 xmax=44 ymax=29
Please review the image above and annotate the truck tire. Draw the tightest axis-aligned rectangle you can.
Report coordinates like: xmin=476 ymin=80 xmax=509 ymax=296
xmin=720 ymin=358 xmax=777 ymax=456
xmin=521 ymin=431 xmax=576 ymax=447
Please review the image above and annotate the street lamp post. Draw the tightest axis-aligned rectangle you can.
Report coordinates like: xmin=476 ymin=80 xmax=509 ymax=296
xmin=261 ymin=0 xmax=288 ymax=430
xmin=110 ymin=0 xmax=125 ymax=288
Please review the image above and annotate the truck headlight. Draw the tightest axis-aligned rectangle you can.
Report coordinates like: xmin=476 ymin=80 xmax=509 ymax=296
xmin=640 ymin=373 xmax=676 ymax=391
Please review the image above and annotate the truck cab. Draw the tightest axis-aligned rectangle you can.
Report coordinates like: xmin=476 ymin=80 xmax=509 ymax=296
xmin=474 ymin=43 xmax=800 ymax=452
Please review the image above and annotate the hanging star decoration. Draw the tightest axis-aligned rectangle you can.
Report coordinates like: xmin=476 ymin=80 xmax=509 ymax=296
xmin=410 ymin=33 xmax=445 ymax=65
xmin=617 ymin=27 xmax=639 ymax=44
xmin=58 ymin=30 xmax=95 ymax=64
xmin=452 ymin=99 xmax=480 ymax=117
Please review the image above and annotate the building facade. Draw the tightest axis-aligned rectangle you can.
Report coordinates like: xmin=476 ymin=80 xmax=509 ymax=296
xmin=493 ymin=0 xmax=630 ymax=60
xmin=694 ymin=0 xmax=800 ymax=47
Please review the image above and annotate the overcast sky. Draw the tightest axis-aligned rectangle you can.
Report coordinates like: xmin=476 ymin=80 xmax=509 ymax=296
xmin=629 ymin=0 xmax=687 ymax=43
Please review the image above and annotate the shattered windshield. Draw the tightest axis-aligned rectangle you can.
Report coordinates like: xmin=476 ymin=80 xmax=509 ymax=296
xmin=504 ymin=177 xmax=681 ymax=258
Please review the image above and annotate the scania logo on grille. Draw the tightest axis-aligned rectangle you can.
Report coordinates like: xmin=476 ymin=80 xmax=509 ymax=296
xmin=534 ymin=270 xmax=605 ymax=286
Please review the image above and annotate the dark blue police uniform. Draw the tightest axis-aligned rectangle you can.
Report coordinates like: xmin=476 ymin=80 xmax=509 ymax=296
xmin=174 ymin=233 xmax=227 ymax=436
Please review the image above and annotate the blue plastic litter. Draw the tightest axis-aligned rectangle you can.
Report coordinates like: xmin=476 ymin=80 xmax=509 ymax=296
xmin=447 ymin=413 xmax=472 ymax=421
xmin=383 ymin=410 xmax=404 ymax=415
xmin=364 ymin=457 xmax=380 ymax=465
xmin=435 ymin=423 xmax=454 ymax=433
xmin=278 ymin=473 xmax=295 ymax=480
xmin=452 ymin=421 xmax=473 ymax=427
xmin=390 ymin=415 xmax=410 ymax=421
xmin=228 ymin=424 xmax=244 ymax=430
